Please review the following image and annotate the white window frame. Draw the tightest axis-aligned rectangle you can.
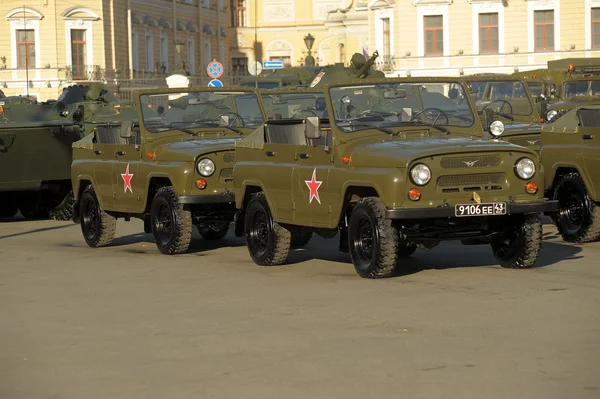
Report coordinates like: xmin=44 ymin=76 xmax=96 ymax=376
xmin=160 ymin=30 xmax=169 ymax=73
xmin=145 ymin=28 xmax=155 ymax=72
xmin=132 ymin=29 xmax=139 ymax=71
xmin=374 ymin=7 xmax=394 ymax=60
xmin=416 ymin=4 xmax=449 ymax=58
xmin=64 ymin=21 xmax=94 ymax=70
xmin=527 ymin=0 xmax=560 ymax=53
xmin=204 ymin=41 xmax=212 ymax=67
xmin=585 ymin=0 xmax=600 ymax=50
xmin=470 ymin=1 xmax=505 ymax=56
xmin=8 ymin=19 xmax=42 ymax=69
xmin=187 ymin=36 xmax=195 ymax=73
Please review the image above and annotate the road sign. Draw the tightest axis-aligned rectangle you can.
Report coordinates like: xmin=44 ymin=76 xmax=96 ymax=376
xmin=263 ymin=60 xmax=284 ymax=69
xmin=207 ymin=61 xmax=224 ymax=78
xmin=248 ymin=61 xmax=263 ymax=76
xmin=208 ymin=79 xmax=223 ymax=87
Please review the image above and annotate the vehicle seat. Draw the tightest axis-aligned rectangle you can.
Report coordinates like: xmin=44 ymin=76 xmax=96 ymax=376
xmin=265 ymin=122 xmax=308 ymax=145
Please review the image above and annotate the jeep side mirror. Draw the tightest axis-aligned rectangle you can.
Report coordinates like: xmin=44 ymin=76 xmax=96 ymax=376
xmin=219 ymin=115 xmax=230 ymax=126
xmin=482 ymin=108 xmax=494 ymax=131
xmin=120 ymin=120 xmax=133 ymax=138
xmin=538 ymin=96 xmax=548 ymax=116
xmin=304 ymin=116 xmax=321 ymax=139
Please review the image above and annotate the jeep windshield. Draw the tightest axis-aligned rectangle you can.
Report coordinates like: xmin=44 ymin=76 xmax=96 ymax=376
xmin=260 ymin=92 xmax=326 ymax=120
xmin=564 ymin=81 xmax=600 ymax=98
xmin=329 ymin=81 xmax=475 ymax=133
xmin=467 ymin=80 xmax=533 ymax=116
xmin=140 ymin=90 xmax=264 ymax=133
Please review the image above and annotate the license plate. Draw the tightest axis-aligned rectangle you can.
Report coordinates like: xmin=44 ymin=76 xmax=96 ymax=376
xmin=455 ymin=202 xmax=507 ymax=217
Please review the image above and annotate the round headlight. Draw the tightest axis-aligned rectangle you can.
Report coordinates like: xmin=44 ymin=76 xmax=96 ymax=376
xmin=515 ymin=157 xmax=536 ymax=180
xmin=489 ymin=120 xmax=505 ymax=137
xmin=197 ymin=158 xmax=215 ymax=177
xmin=546 ymin=109 xmax=558 ymax=122
xmin=410 ymin=163 xmax=432 ymax=186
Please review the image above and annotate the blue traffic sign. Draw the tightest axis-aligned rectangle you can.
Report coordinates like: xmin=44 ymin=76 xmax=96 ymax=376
xmin=208 ymin=79 xmax=223 ymax=87
xmin=207 ymin=61 xmax=224 ymax=78
xmin=263 ymin=61 xmax=284 ymax=69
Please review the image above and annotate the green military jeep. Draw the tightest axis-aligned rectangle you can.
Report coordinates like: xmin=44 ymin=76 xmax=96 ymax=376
xmin=463 ymin=76 xmax=545 ymax=152
xmin=233 ymin=78 xmax=558 ymax=278
xmin=71 ymin=88 xmax=265 ymax=254
xmin=541 ymin=104 xmax=600 ymax=243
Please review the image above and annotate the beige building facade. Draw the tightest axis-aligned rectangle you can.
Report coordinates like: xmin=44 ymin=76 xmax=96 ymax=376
xmin=0 ymin=0 xmax=232 ymax=101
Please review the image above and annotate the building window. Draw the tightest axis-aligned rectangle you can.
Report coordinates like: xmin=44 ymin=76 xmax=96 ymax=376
xmin=160 ymin=31 xmax=168 ymax=73
xmin=17 ymin=29 xmax=35 ymax=68
xmin=145 ymin=30 xmax=154 ymax=71
xmin=424 ymin=15 xmax=443 ymax=56
xmin=219 ymin=43 xmax=225 ymax=65
xmin=71 ymin=29 xmax=87 ymax=79
xmin=231 ymin=57 xmax=247 ymax=76
xmin=382 ymin=18 xmax=391 ymax=59
xmin=204 ymin=42 xmax=212 ymax=67
xmin=231 ymin=0 xmax=246 ymax=27
xmin=534 ymin=10 xmax=554 ymax=51
xmin=132 ymin=30 xmax=139 ymax=71
xmin=202 ymin=0 xmax=210 ymax=8
xmin=187 ymin=38 xmax=195 ymax=73
xmin=593 ymin=8 xmax=600 ymax=48
xmin=479 ymin=13 xmax=498 ymax=54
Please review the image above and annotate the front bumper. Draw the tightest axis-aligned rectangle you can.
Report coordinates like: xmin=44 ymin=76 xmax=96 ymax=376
xmin=385 ymin=200 xmax=559 ymax=220
xmin=178 ymin=192 xmax=235 ymax=205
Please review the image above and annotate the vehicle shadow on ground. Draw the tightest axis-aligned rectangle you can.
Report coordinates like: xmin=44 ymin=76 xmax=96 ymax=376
xmin=107 ymin=231 xmax=246 ymax=255
xmin=286 ymin=237 xmax=584 ymax=279
xmin=0 ymin=223 xmax=74 ymax=240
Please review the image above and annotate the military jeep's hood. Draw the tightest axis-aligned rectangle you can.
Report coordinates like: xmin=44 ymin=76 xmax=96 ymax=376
xmin=500 ymin=122 xmax=542 ymax=137
xmin=349 ymin=137 xmax=533 ymax=168
xmin=154 ymin=138 xmax=239 ymax=160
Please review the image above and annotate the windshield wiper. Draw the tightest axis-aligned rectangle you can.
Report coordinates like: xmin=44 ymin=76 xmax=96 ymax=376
xmin=389 ymin=120 xmax=451 ymax=135
xmin=167 ymin=123 xmax=197 ymax=136
xmin=491 ymin=112 xmax=515 ymax=121
xmin=339 ymin=122 xmax=397 ymax=136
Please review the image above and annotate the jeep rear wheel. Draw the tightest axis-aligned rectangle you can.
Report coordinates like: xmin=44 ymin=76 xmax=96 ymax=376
xmin=80 ymin=185 xmax=116 ymax=247
xmin=244 ymin=192 xmax=291 ymax=266
xmin=491 ymin=214 xmax=542 ymax=269
xmin=151 ymin=186 xmax=192 ymax=255
xmin=348 ymin=197 xmax=399 ymax=278
xmin=553 ymin=172 xmax=600 ymax=243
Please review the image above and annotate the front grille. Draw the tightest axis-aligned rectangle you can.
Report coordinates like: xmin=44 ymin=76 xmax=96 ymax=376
xmin=440 ymin=155 xmax=501 ymax=169
xmin=438 ymin=173 xmax=506 ymax=187
xmin=222 ymin=152 xmax=235 ymax=163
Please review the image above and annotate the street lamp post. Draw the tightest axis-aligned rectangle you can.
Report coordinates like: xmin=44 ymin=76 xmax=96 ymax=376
xmin=303 ymin=33 xmax=315 ymax=66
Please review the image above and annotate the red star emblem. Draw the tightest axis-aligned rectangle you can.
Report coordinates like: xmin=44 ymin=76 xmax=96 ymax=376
xmin=121 ymin=163 xmax=134 ymax=193
xmin=304 ymin=168 xmax=323 ymax=204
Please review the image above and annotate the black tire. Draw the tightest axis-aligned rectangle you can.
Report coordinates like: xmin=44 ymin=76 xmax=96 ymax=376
xmin=491 ymin=214 xmax=542 ymax=269
xmin=198 ymin=223 xmax=230 ymax=240
xmin=348 ymin=197 xmax=399 ymax=278
xmin=49 ymin=191 xmax=75 ymax=221
xmin=398 ymin=242 xmax=417 ymax=258
xmin=553 ymin=172 xmax=600 ymax=243
xmin=291 ymin=230 xmax=312 ymax=247
xmin=151 ymin=186 xmax=192 ymax=255
xmin=79 ymin=185 xmax=116 ymax=247
xmin=244 ymin=192 xmax=291 ymax=266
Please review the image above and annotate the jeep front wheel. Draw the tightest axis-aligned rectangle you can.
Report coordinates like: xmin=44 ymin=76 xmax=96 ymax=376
xmin=244 ymin=192 xmax=291 ymax=266
xmin=348 ymin=197 xmax=399 ymax=278
xmin=151 ymin=186 xmax=192 ymax=255
xmin=80 ymin=185 xmax=116 ymax=247
xmin=553 ymin=172 xmax=600 ymax=243
xmin=491 ymin=214 xmax=542 ymax=269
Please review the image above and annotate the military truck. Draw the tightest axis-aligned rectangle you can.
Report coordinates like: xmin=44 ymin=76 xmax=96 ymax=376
xmin=71 ymin=87 xmax=265 ymax=254
xmin=239 ymin=66 xmax=319 ymax=89
xmin=259 ymin=90 xmax=326 ymax=120
xmin=462 ymin=76 xmax=545 ymax=152
xmin=0 ymin=95 xmax=83 ymax=219
xmin=540 ymin=104 xmax=600 ymax=243
xmin=232 ymin=78 xmax=558 ymax=278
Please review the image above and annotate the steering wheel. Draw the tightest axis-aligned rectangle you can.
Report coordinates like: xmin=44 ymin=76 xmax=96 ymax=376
xmin=483 ymin=99 xmax=513 ymax=114
xmin=212 ymin=112 xmax=246 ymax=127
xmin=410 ymin=107 xmax=449 ymax=125
xmin=291 ymin=109 xmax=317 ymax=119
